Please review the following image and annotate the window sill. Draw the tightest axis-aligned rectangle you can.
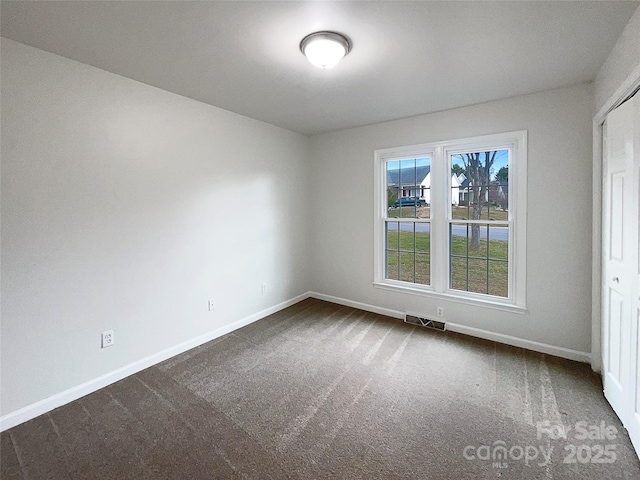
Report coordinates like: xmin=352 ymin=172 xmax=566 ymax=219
xmin=372 ymin=281 xmax=527 ymax=315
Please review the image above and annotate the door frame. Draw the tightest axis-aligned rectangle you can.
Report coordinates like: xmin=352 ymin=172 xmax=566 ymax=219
xmin=593 ymin=64 xmax=640 ymax=373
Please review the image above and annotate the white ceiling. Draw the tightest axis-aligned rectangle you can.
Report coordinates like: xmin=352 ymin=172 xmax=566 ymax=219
xmin=1 ymin=1 xmax=638 ymax=136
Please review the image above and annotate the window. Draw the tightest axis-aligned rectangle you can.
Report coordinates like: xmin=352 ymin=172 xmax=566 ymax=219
xmin=374 ymin=131 xmax=527 ymax=310
xmin=384 ymin=156 xmax=432 ymax=285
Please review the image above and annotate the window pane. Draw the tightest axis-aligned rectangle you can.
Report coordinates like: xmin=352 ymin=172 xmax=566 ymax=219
xmin=391 ymin=223 xmax=431 ymax=255
xmin=385 ymin=221 xmax=399 ymax=281
xmin=488 ymin=225 xmax=509 ymax=260
xmin=488 ymin=260 xmax=508 ymax=297
xmin=450 ymin=223 xmax=469 ymax=256
xmin=450 ymin=256 xmax=468 ymax=291
xmin=449 ymin=222 xmax=509 ymax=298
xmin=414 ymin=157 xmax=430 ymax=219
xmin=399 ymin=252 xmax=415 ymax=283
xmin=415 ymin=224 xmax=430 ymax=253
xmin=398 ymin=204 xmax=416 ymax=218
xmin=386 ymin=160 xmax=400 ymax=214
xmin=386 ymin=222 xmax=399 ymax=250
xmin=386 ymin=157 xmax=431 ymax=219
xmin=450 ymin=222 xmax=490 ymax=253
xmin=450 ymin=223 xmax=509 ymax=257
xmin=386 ymin=221 xmax=430 ymax=286
xmin=494 ymin=158 xmax=509 ymax=213
xmin=396 ymin=159 xmax=417 ymax=218
xmin=451 ymin=154 xmax=471 ymax=219
xmin=450 ymin=150 xmax=509 ymax=221
xmin=397 ymin=222 xmax=415 ymax=250
xmin=386 ymin=250 xmax=399 ymax=281
xmin=467 ymin=258 xmax=488 ymax=294
xmin=415 ymin=253 xmax=430 ymax=285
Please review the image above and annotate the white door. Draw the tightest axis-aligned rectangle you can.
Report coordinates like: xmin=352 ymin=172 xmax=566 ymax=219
xmin=602 ymin=92 xmax=640 ymax=455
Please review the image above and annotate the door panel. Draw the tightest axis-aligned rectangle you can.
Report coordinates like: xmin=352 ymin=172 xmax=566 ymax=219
xmin=603 ymin=100 xmax=632 ymax=421
xmin=630 ymin=100 xmax=640 ymax=455
xmin=635 ymin=307 xmax=640 ymax=414
xmin=608 ymin=289 xmax=624 ymax=385
xmin=609 ymin=173 xmax=624 ymax=261
xmin=602 ymin=92 xmax=640 ymax=456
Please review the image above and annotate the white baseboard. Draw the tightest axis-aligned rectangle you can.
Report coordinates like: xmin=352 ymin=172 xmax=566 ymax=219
xmin=309 ymin=291 xmax=405 ymax=319
xmin=445 ymin=323 xmax=591 ymax=364
xmin=0 ymin=292 xmax=311 ymax=432
xmin=308 ymin=291 xmax=591 ymax=364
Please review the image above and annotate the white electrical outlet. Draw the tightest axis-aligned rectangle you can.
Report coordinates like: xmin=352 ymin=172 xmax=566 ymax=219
xmin=208 ymin=299 xmax=216 ymax=311
xmin=436 ymin=307 xmax=444 ymax=318
xmin=101 ymin=330 xmax=114 ymax=348
xmin=261 ymin=283 xmax=267 ymax=294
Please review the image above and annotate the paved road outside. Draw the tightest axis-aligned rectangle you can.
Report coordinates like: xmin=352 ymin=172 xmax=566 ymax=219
xmin=389 ymin=222 xmax=508 ymax=241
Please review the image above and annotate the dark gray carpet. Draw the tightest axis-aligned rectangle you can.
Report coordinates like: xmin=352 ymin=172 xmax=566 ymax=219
xmin=2 ymin=298 xmax=639 ymax=479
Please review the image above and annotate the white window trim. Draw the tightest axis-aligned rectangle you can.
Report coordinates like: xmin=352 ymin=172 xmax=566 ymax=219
xmin=373 ymin=130 xmax=527 ymax=311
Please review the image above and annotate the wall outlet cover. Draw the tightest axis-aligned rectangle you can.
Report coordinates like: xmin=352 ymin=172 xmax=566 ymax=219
xmin=101 ymin=330 xmax=114 ymax=348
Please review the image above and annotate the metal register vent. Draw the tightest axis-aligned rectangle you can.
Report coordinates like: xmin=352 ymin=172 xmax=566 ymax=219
xmin=404 ymin=314 xmax=446 ymax=331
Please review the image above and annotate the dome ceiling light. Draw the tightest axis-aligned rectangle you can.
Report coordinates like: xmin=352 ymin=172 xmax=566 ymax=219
xmin=300 ymin=31 xmax=351 ymax=69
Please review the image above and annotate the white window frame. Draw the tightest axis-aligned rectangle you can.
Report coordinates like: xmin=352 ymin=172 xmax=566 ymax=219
xmin=373 ymin=131 xmax=527 ymax=312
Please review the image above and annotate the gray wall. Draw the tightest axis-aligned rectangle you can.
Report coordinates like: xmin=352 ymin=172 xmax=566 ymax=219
xmin=1 ymin=39 xmax=311 ymax=415
xmin=309 ymin=84 xmax=593 ymax=355
xmin=594 ymin=5 xmax=640 ymax=115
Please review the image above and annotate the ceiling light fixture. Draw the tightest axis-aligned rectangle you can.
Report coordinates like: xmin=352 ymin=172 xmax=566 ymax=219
xmin=300 ymin=31 xmax=351 ymax=69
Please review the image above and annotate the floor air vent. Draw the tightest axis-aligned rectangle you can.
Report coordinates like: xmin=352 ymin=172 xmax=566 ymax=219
xmin=404 ymin=314 xmax=446 ymax=331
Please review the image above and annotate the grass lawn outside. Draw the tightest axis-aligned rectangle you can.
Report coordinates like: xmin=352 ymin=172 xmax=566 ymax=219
xmin=386 ymin=229 xmax=508 ymax=297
